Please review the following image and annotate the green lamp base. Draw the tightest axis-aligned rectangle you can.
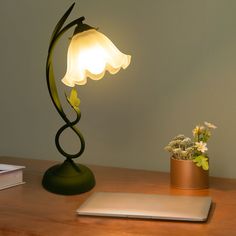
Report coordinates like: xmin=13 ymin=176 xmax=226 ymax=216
xmin=42 ymin=158 xmax=95 ymax=195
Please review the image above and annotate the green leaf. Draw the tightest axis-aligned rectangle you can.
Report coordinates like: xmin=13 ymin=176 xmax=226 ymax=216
xmin=67 ymin=87 xmax=80 ymax=109
xmin=50 ymin=3 xmax=75 ymax=45
xmin=193 ymin=155 xmax=209 ymax=170
xmin=202 ymin=161 xmax=209 ymax=171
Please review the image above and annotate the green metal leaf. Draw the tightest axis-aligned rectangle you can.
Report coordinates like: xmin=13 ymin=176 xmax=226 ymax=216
xmin=48 ymin=62 xmax=63 ymax=113
xmin=67 ymin=87 xmax=80 ymax=109
xmin=50 ymin=2 xmax=75 ymax=45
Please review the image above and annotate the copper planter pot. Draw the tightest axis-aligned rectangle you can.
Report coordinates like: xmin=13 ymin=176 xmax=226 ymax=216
xmin=170 ymin=157 xmax=209 ymax=189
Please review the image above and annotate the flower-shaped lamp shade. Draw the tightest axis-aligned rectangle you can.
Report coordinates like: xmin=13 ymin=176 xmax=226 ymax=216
xmin=62 ymin=29 xmax=131 ymax=87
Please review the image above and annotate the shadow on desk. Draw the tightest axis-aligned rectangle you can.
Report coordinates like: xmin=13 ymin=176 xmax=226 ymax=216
xmin=210 ymin=177 xmax=236 ymax=191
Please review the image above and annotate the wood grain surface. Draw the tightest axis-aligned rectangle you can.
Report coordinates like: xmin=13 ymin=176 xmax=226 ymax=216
xmin=0 ymin=156 xmax=235 ymax=236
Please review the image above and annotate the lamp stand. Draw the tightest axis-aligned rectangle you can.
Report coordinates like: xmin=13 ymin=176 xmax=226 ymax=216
xmin=42 ymin=3 xmax=95 ymax=195
xmin=42 ymin=159 xmax=95 ymax=195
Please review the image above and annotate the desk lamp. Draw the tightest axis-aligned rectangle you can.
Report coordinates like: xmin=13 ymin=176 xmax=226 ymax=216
xmin=42 ymin=3 xmax=131 ymax=195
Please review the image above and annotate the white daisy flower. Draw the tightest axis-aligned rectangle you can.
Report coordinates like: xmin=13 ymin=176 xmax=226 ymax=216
xmin=204 ymin=121 xmax=217 ymax=129
xmin=195 ymin=141 xmax=208 ymax=153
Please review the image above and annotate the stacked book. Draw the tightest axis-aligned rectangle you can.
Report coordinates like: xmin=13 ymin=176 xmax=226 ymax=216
xmin=0 ymin=164 xmax=25 ymax=190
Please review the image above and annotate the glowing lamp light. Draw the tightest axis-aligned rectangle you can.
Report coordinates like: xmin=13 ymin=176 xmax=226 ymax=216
xmin=62 ymin=29 xmax=131 ymax=86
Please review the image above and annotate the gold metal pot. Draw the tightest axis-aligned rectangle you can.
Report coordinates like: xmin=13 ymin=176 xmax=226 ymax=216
xmin=170 ymin=157 xmax=209 ymax=189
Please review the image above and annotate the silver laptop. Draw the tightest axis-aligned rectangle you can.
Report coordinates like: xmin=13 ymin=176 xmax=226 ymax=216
xmin=77 ymin=192 xmax=212 ymax=221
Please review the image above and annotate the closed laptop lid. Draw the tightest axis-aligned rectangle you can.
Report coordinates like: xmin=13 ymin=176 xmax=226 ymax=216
xmin=77 ymin=192 xmax=212 ymax=221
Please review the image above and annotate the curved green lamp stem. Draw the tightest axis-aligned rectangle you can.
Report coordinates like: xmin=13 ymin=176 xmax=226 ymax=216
xmin=42 ymin=3 xmax=95 ymax=195
xmin=46 ymin=4 xmax=85 ymax=159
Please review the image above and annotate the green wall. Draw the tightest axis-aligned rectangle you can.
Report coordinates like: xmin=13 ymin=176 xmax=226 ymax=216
xmin=0 ymin=0 xmax=236 ymax=178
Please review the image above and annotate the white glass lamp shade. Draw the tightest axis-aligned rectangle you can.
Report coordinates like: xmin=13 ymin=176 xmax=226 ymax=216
xmin=62 ymin=29 xmax=131 ymax=86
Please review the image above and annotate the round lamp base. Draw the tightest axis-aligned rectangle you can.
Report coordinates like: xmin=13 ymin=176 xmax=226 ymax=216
xmin=42 ymin=159 xmax=95 ymax=195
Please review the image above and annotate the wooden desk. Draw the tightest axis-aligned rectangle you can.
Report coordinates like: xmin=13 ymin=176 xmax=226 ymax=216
xmin=0 ymin=156 xmax=236 ymax=236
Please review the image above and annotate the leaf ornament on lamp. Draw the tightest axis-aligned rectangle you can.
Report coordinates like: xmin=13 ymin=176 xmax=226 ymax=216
xmin=42 ymin=3 xmax=131 ymax=195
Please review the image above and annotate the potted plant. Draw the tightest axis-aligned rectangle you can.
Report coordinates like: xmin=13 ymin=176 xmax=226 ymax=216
xmin=164 ymin=121 xmax=217 ymax=189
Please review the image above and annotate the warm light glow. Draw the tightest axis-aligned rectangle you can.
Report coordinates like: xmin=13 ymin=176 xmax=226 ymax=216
xmin=62 ymin=29 xmax=131 ymax=86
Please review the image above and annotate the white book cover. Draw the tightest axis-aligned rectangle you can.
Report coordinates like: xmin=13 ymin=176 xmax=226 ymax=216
xmin=0 ymin=164 xmax=25 ymax=190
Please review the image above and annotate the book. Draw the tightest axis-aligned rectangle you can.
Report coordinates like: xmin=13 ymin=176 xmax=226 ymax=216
xmin=0 ymin=164 xmax=25 ymax=190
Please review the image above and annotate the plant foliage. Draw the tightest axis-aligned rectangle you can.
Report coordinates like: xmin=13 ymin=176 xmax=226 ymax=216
xmin=164 ymin=122 xmax=217 ymax=170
